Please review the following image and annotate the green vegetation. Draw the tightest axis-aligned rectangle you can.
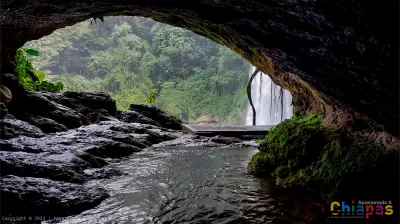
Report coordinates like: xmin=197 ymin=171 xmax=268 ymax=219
xmin=25 ymin=16 xmax=249 ymax=124
xmin=249 ymin=115 xmax=399 ymax=199
xmin=15 ymin=48 xmax=63 ymax=92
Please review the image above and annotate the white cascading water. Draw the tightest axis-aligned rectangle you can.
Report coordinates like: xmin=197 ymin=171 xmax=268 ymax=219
xmin=246 ymin=65 xmax=293 ymax=125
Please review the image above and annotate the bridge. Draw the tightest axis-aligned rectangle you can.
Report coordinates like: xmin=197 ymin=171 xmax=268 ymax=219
xmin=182 ymin=124 xmax=274 ymax=137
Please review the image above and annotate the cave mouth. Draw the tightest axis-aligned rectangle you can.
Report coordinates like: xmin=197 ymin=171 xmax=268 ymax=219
xmin=1 ymin=0 xmax=398 ymax=136
xmin=22 ymin=16 xmax=293 ymax=126
xmin=0 ymin=2 xmax=399 ymax=222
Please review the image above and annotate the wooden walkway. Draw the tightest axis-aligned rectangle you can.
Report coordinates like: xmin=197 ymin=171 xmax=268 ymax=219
xmin=182 ymin=124 xmax=274 ymax=137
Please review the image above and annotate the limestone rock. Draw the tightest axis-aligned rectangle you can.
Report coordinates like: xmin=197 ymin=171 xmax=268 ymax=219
xmin=0 ymin=175 xmax=109 ymax=218
xmin=0 ymin=121 xmax=180 ymax=183
xmin=130 ymin=104 xmax=182 ymax=130
xmin=22 ymin=113 xmax=68 ymax=133
xmin=0 ymin=118 xmax=44 ymax=139
xmin=117 ymin=110 xmax=162 ymax=127
xmin=211 ymin=135 xmax=242 ymax=145
xmin=43 ymin=91 xmax=118 ymax=122
xmin=18 ymin=90 xmax=83 ymax=129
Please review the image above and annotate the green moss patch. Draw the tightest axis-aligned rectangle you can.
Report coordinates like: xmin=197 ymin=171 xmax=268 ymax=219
xmin=249 ymin=115 xmax=399 ymax=199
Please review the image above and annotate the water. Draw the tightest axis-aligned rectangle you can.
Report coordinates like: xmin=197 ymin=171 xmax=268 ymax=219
xmin=52 ymin=147 xmax=326 ymax=224
xmin=246 ymin=65 xmax=293 ymax=125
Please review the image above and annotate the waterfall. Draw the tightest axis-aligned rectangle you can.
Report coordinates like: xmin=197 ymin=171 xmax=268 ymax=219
xmin=246 ymin=65 xmax=293 ymax=125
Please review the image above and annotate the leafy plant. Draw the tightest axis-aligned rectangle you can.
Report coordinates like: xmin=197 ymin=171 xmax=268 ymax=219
xmin=146 ymin=88 xmax=157 ymax=106
xmin=15 ymin=48 xmax=64 ymax=92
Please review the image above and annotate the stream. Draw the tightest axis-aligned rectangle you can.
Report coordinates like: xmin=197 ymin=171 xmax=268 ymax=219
xmin=52 ymin=146 xmax=326 ymax=224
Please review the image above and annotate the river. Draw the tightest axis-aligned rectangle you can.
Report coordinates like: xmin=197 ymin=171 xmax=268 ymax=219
xmin=52 ymin=146 xmax=327 ymax=224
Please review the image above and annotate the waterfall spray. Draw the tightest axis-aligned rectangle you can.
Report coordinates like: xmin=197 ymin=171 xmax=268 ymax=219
xmin=246 ymin=65 xmax=293 ymax=125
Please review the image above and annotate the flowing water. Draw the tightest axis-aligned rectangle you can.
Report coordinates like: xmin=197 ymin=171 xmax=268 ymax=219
xmin=53 ymin=146 xmax=326 ymax=224
xmin=246 ymin=65 xmax=293 ymax=125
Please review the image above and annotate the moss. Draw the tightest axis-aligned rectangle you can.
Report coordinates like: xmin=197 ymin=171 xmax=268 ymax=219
xmin=300 ymin=80 xmax=327 ymax=106
xmin=249 ymin=115 xmax=399 ymax=199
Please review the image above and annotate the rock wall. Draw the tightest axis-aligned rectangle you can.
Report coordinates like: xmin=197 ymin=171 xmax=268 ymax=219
xmin=1 ymin=0 xmax=399 ymax=137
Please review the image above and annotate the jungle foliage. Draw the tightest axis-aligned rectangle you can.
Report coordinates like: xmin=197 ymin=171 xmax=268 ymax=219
xmin=25 ymin=16 xmax=249 ymax=124
xmin=15 ymin=48 xmax=63 ymax=92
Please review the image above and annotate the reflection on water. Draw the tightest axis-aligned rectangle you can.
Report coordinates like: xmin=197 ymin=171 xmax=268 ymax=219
xmin=53 ymin=147 xmax=327 ymax=224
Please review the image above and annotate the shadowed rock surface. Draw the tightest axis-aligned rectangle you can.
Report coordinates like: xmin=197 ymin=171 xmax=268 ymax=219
xmin=130 ymin=104 xmax=182 ymax=130
xmin=0 ymin=118 xmax=44 ymax=139
xmin=0 ymin=175 xmax=109 ymax=219
xmin=0 ymin=121 xmax=174 ymax=182
xmin=0 ymin=103 xmax=7 ymax=118
xmin=16 ymin=90 xmax=84 ymax=129
xmin=43 ymin=91 xmax=118 ymax=123
xmin=22 ymin=113 xmax=68 ymax=133
xmin=117 ymin=110 xmax=162 ymax=127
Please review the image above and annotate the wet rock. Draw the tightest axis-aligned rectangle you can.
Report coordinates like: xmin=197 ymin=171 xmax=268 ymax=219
xmin=84 ymin=141 xmax=140 ymax=159
xmin=152 ymin=134 xmax=222 ymax=148
xmin=231 ymin=140 xmax=259 ymax=148
xmin=18 ymin=90 xmax=83 ymax=129
xmin=81 ymin=121 xmax=167 ymax=146
xmin=211 ymin=135 xmax=242 ymax=145
xmin=84 ymin=168 xmax=126 ymax=179
xmin=145 ymin=127 xmax=183 ymax=141
xmin=117 ymin=110 xmax=161 ymax=127
xmin=0 ymin=175 xmax=109 ymax=218
xmin=22 ymin=113 xmax=68 ymax=133
xmin=99 ymin=115 xmax=120 ymax=122
xmin=0 ymin=121 xmax=177 ymax=183
xmin=0 ymin=102 xmax=7 ymax=118
xmin=0 ymin=151 xmax=88 ymax=183
xmin=43 ymin=91 xmax=117 ymax=121
xmin=0 ymin=118 xmax=44 ymax=139
xmin=129 ymin=104 xmax=182 ymax=130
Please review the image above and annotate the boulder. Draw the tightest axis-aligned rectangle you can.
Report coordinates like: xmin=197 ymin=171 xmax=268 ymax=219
xmin=43 ymin=91 xmax=118 ymax=121
xmin=129 ymin=104 xmax=182 ymax=130
xmin=0 ymin=175 xmax=109 ymax=219
xmin=0 ymin=151 xmax=88 ymax=183
xmin=22 ymin=113 xmax=68 ymax=133
xmin=0 ymin=118 xmax=44 ymax=139
xmin=17 ymin=90 xmax=83 ymax=129
xmin=211 ymin=135 xmax=242 ymax=145
xmin=117 ymin=110 xmax=161 ymax=127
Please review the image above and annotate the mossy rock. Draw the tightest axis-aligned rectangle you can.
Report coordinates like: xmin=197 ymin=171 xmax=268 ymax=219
xmin=249 ymin=116 xmax=399 ymax=199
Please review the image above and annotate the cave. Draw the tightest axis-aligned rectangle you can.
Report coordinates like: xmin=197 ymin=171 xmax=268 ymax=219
xmin=0 ymin=0 xmax=399 ymax=223
xmin=2 ymin=0 xmax=399 ymax=136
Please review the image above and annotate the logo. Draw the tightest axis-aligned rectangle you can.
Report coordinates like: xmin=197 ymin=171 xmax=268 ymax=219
xmin=330 ymin=200 xmax=393 ymax=219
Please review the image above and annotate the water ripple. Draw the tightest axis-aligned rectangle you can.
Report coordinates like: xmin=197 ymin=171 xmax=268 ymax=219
xmin=51 ymin=147 xmax=325 ymax=224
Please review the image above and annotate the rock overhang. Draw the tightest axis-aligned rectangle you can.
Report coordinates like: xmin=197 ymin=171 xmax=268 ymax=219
xmin=0 ymin=0 xmax=398 ymax=135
